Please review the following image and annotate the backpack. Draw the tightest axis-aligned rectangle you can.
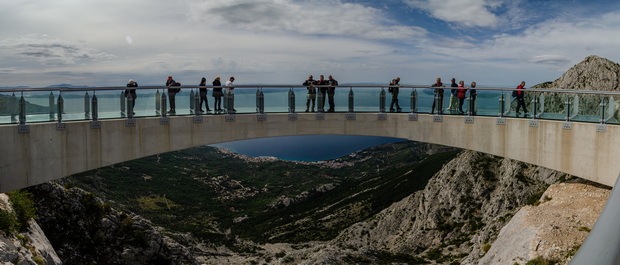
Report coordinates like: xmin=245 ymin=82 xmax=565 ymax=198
xmin=174 ymin=82 xmax=181 ymax=93
xmin=512 ymin=90 xmax=518 ymax=97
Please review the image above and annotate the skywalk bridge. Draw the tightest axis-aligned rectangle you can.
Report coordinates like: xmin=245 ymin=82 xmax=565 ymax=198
xmin=0 ymin=84 xmax=619 ymax=264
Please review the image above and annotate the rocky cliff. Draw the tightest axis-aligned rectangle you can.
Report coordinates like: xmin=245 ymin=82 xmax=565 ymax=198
xmin=0 ymin=193 xmax=61 ymax=265
xmin=239 ymin=151 xmax=607 ymax=265
xmin=25 ymin=183 xmax=200 ymax=265
xmin=538 ymin=55 xmax=620 ymax=91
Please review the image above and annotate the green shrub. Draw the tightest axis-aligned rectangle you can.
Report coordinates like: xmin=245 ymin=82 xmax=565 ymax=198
xmin=525 ymin=256 xmax=560 ymax=265
xmin=482 ymin=243 xmax=491 ymax=253
xmin=7 ymin=190 xmax=36 ymax=231
xmin=0 ymin=209 xmax=18 ymax=234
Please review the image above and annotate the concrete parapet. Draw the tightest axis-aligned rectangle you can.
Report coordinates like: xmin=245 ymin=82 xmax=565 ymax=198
xmin=0 ymin=113 xmax=617 ymax=192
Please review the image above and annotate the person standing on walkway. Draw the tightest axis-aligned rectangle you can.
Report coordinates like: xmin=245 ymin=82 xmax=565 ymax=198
xmin=125 ymin=79 xmax=138 ymax=114
xmin=469 ymin=81 xmax=478 ymax=115
xmin=469 ymin=82 xmax=478 ymax=115
xmin=303 ymin=75 xmax=316 ymax=112
xmin=327 ymin=75 xmax=338 ymax=112
xmin=457 ymin=80 xmax=468 ymax=114
xmin=431 ymin=77 xmax=444 ymax=114
xmin=225 ymin=77 xmax=236 ymax=112
xmin=389 ymin=77 xmax=402 ymax=112
xmin=198 ymin=77 xmax=211 ymax=113
xmin=515 ymin=81 xmax=528 ymax=116
xmin=165 ymin=76 xmax=179 ymax=114
xmin=316 ymin=75 xmax=328 ymax=111
xmin=212 ymin=77 xmax=223 ymax=112
xmin=448 ymin=78 xmax=458 ymax=113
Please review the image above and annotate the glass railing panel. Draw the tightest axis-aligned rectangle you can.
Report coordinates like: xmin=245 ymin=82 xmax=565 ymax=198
xmin=59 ymin=90 xmax=93 ymax=121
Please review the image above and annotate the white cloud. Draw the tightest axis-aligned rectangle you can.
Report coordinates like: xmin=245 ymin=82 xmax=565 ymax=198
xmin=405 ymin=0 xmax=502 ymax=27
xmin=187 ymin=0 xmax=427 ymax=40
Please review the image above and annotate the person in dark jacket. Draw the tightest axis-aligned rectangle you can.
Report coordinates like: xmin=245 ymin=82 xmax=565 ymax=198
xmin=303 ymin=75 xmax=316 ymax=112
xmin=316 ymin=75 xmax=328 ymax=112
xmin=166 ymin=76 xmax=179 ymax=114
xmin=125 ymin=79 xmax=138 ymax=113
xmin=469 ymin=81 xmax=478 ymax=115
xmin=212 ymin=77 xmax=223 ymax=111
xmin=389 ymin=77 xmax=402 ymax=112
xmin=198 ymin=77 xmax=211 ymax=112
xmin=515 ymin=81 xmax=528 ymax=115
xmin=327 ymin=75 xmax=338 ymax=112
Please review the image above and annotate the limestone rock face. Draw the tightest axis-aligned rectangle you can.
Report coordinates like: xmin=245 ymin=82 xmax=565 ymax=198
xmin=26 ymin=183 xmax=200 ymax=265
xmin=549 ymin=55 xmax=620 ymax=91
xmin=478 ymin=182 xmax=609 ymax=265
xmin=0 ymin=194 xmax=61 ymax=265
xmin=301 ymin=150 xmax=573 ymax=264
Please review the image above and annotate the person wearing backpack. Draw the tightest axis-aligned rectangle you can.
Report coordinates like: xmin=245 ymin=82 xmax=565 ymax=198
xmin=389 ymin=77 xmax=402 ymax=112
xmin=303 ymin=75 xmax=316 ymax=112
xmin=515 ymin=81 xmax=528 ymax=116
xmin=125 ymin=79 xmax=138 ymax=114
xmin=165 ymin=76 xmax=179 ymax=114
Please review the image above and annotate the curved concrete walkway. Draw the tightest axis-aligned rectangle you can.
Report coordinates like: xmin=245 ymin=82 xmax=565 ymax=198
xmin=1 ymin=113 xmax=617 ymax=193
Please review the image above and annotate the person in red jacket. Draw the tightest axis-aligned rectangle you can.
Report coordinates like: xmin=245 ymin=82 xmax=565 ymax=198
xmin=457 ymin=80 xmax=468 ymax=114
xmin=515 ymin=81 xmax=528 ymax=116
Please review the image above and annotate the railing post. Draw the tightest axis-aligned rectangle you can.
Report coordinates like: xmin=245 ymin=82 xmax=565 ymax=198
xmin=17 ymin=94 xmax=29 ymax=133
xmin=410 ymin=88 xmax=417 ymax=113
xmin=379 ymin=88 xmax=386 ymax=113
xmin=120 ymin=91 xmax=126 ymax=117
xmin=223 ymin=91 xmax=229 ymax=112
xmin=194 ymin=89 xmax=200 ymax=116
xmin=599 ymin=97 xmax=607 ymax=124
xmin=467 ymin=92 xmax=473 ymax=116
xmin=10 ymin=93 xmax=17 ymax=123
xmin=288 ymin=88 xmax=296 ymax=113
xmin=499 ymin=93 xmax=505 ymax=117
xmin=155 ymin=90 xmax=161 ymax=116
xmin=227 ymin=92 xmax=235 ymax=113
xmin=257 ymin=89 xmax=265 ymax=114
xmin=91 ymin=94 xmax=98 ymax=121
xmin=127 ymin=93 xmax=134 ymax=119
xmin=48 ymin=92 xmax=55 ymax=120
xmin=56 ymin=93 xmax=65 ymax=130
xmin=18 ymin=94 xmax=26 ymax=125
xmin=565 ymin=96 xmax=572 ymax=122
xmin=348 ymin=87 xmax=354 ymax=113
xmin=84 ymin=92 xmax=90 ymax=119
xmin=190 ymin=90 xmax=196 ymax=114
xmin=531 ymin=93 xmax=538 ymax=119
xmin=317 ymin=90 xmax=325 ymax=113
xmin=57 ymin=94 xmax=64 ymax=123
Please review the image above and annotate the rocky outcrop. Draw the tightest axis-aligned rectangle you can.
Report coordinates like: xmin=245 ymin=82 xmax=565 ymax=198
xmin=532 ymin=55 xmax=620 ymax=117
xmin=298 ymin=151 xmax=574 ymax=264
xmin=0 ymin=194 xmax=61 ymax=265
xmin=545 ymin=55 xmax=620 ymax=91
xmin=26 ymin=183 xmax=199 ymax=265
xmin=479 ymin=182 xmax=609 ymax=265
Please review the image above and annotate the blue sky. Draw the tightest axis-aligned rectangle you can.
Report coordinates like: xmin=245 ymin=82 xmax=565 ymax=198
xmin=1 ymin=0 xmax=620 ymax=88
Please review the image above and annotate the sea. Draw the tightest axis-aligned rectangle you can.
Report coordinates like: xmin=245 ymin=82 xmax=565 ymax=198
xmin=210 ymin=135 xmax=406 ymax=161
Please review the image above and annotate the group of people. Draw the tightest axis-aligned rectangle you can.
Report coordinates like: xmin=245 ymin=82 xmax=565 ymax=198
xmin=303 ymin=75 xmax=339 ymax=112
xmin=123 ymin=75 xmax=529 ymax=116
xmin=161 ymin=76 xmax=235 ymax=114
xmin=430 ymin=77 xmax=479 ymax=115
